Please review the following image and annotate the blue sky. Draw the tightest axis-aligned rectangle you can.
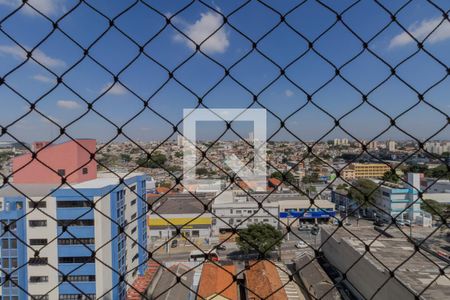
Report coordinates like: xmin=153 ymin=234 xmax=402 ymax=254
xmin=0 ymin=0 xmax=449 ymax=143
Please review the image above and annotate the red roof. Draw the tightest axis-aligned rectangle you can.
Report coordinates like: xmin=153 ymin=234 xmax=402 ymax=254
xmin=197 ymin=263 xmax=238 ymax=300
xmin=268 ymin=177 xmax=282 ymax=186
xmin=126 ymin=261 xmax=160 ymax=300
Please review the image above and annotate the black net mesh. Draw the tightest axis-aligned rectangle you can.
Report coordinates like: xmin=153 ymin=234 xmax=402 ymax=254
xmin=0 ymin=0 xmax=449 ymax=300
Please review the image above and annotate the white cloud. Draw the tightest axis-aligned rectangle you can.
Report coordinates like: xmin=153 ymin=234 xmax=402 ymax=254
xmin=389 ymin=17 xmax=450 ymax=48
xmin=100 ymin=82 xmax=127 ymax=96
xmin=0 ymin=0 xmax=66 ymax=16
xmin=0 ymin=45 xmax=66 ymax=68
xmin=174 ymin=11 xmax=229 ymax=54
xmin=33 ymin=74 xmax=54 ymax=83
xmin=285 ymin=89 xmax=294 ymax=97
xmin=57 ymin=100 xmax=81 ymax=110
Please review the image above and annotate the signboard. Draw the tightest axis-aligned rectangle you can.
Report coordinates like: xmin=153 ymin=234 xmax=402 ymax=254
xmin=279 ymin=210 xmax=336 ymax=219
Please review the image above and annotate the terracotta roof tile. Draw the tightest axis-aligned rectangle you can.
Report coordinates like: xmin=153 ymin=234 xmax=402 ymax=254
xmin=197 ymin=263 xmax=238 ymax=300
xmin=245 ymin=260 xmax=288 ymax=300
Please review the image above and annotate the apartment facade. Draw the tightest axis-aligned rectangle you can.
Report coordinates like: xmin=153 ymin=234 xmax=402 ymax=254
xmin=0 ymin=173 xmax=148 ymax=300
xmin=0 ymin=140 xmax=149 ymax=300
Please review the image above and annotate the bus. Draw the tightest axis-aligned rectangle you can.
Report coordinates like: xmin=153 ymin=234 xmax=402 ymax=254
xmin=188 ymin=249 xmax=219 ymax=262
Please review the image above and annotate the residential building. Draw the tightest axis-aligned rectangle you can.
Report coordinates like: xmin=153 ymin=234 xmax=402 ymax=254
xmin=387 ymin=140 xmax=396 ymax=152
xmin=341 ymin=163 xmax=391 ymax=180
xmin=12 ymin=139 xmax=97 ymax=184
xmin=0 ymin=140 xmax=148 ymax=300
xmin=197 ymin=263 xmax=238 ymax=300
xmin=245 ymin=260 xmax=303 ymax=300
xmin=320 ymin=226 xmax=450 ymax=300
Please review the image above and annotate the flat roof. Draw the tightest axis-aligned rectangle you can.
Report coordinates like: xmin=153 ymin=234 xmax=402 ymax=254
xmin=148 ymin=193 xmax=212 ymax=215
xmin=0 ymin=183 xmax=59 ymax=197
xmin=322 ymin=226 xmax=450 ymax=299
xmin=61 ymin=172 xmax=145 ymax=189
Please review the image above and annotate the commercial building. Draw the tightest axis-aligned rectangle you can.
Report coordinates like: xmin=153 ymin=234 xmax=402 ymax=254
xmin=211 ymin=191 xmax=336 ymax=234
xmin=320 ymin=226 xmax=450 ymax=300
xmin=147 ymin=193 xmax=213 ymax=241
xmin=211 ymin=191 xmax=279 ymax=235
xmin=0 ymin=140 xmax=149 ymax=300
xmin=341 ymin=163 xmax=391 ymax=180
xmin=332 ymin=173 xmax=432 ymax=226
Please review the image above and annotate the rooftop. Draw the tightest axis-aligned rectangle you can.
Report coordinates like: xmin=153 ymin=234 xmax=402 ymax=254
xmin=245 ymin=260 xmax=288 ymax=300
xmin=197 ymin=263 xmax=238 ymax=300
xmin=322 ymin=226 xmax=450 ymax=299
xmin=147 ymin=193 xmax=213 ymax=214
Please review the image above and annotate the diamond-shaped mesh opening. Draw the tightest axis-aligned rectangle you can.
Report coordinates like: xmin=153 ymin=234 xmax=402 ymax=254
xmin=0 ymin=1 xmax=449 ymax=300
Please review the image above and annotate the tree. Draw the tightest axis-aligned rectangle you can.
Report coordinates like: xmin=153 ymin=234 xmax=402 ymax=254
xmin=196 ymin=167 xmax=209 ymax=176
xmin=425 ymin=165 xmax=449 ymax=180
xmin=270 ymin=171 xmax=295 ymax=185
xmin=136 ymin=152 xmax=167 ymax=168
xmin=405 ymin=164 xmax=428 ymax=174
xmin=302 ymin=173 xmax=319 ymax=184
xmin=236 ymin=223 xmax=283 ymax=254
xmin=348 ymin=179 xmax=379 ymax=207
xmin=421 ymin=199 xmax=449 ymax=219
xmin=382 ymin=170 xmax=400 ymax=183
xmin=120 ymin=153 xmax=131 ymax=163
xmin=174 ymin=151 xmax=183 ymax=158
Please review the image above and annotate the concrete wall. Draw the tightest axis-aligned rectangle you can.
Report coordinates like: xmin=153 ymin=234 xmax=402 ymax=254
xmin=13 ymin=139 xmax=97 ymax=184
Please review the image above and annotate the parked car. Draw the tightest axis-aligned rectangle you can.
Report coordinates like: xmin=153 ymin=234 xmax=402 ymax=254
xmin=373 ymin=220 xmax=386 ymax=227
xmin=396 ymin=220 xmax=405 ymax=226
xmin=170 ymin=239 xmax=178 ymax=248
xmin=405 ymin=220 xmax=413 ymax=226
xmin=298 ymin=224 xmax=310 ymax=231
xmin=295 ymin=241 xmax=308 ymax=249
xmin=215 ymin=244 xmax=227 ymax=251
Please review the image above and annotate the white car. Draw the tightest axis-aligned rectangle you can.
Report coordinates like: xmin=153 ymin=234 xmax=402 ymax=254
xmin=295 ymin=241 xmax=308 ymax=249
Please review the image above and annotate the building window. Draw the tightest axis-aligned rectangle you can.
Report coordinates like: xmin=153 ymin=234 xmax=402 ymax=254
xmin=131 ymin=199 xmax=136 ymax=206
xmin=82 ymin=167 xmax=88 ymax=175
xmin=58 ymin=238 xmax=95 ymax=245
xmin=30 ymin=239 xmax=48 ymax=246
xmin=29 ymin=201 xmax=47 ymax=208
xmin=132 ymin=253 xmax=139 ymax=262
xmin=57 ymin=169 xmax=66 ymax=176
xmin=2 ymin=239 xmax=9 ymax=249
xmin=131 ymin=213 xmax=137 ymax=220
xmin=58 ymin=256 xmax=95 ymax=264
xmin=57 ymin=201 xmax=92 ymax=208
xmin=2 ymin=258 xmax=9 ymax=268
xmin=130 ymin=185 xmax=136 ymax=192
xmin=31 ymin=295 xmax=49 ymax=300
xmin=57 ymin=219 xmax=94 ymax=227
xmin=59 ymin=275 xmax=95 ymax=282
xmin=29 ymin=220 xmax=47 ymax=227
xmin=29 ymin=257 xmax=48 ymax=265
xmin=131 ymin=227 xmax=137 ymax=234
xmin=30 ymin=276 xmax=49 ymax=283
xmin=59 ymin=294 xmax=96 ymax=300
